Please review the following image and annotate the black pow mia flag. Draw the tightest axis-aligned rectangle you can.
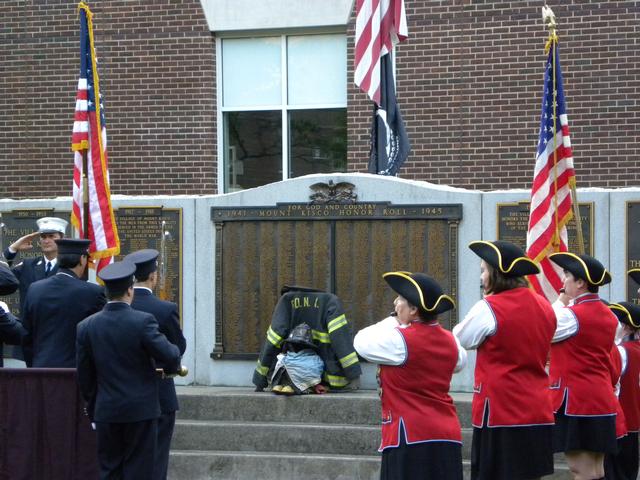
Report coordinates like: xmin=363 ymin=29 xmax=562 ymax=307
xmin=368 ymin=54 xmax=411 ymax=176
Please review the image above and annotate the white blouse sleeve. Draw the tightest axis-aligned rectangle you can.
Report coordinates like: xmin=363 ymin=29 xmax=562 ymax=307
xmin=453 ymin=299 xmax=496 ymax=350
xmin=551 ymin=300 xmax=579 ymax=343
xmin=353 ymin=316 xmax=407 ymax=366
xmin=453 ymin=335 xmax=467 ymax=373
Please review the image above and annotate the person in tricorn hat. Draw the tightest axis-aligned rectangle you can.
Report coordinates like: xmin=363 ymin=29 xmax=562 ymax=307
xmin=604 ymin=302 xmax=640 ymax=480
xmin=453 ymin=240 xmax=556 ymax=480
xmin=548 ymin=252 xmax=619 ymax=480
xmin=22 ymin=238 xmax=105 ymax=367
xmin=76 ymin=261 xmax=181 ymax=480
xmin=0 ymin=261 xmax=26 ymax=367
xmin=123 ymin=248 xmax=186 ymax=480
xmin=3 ymin=217 xmax=68 ymax=314
xmin=354 ymin=271 xmax=466 ymax=480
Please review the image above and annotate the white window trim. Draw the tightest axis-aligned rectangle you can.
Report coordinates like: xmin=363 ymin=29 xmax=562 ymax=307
xmin=216 ymin=32 xmax=348 ymax=193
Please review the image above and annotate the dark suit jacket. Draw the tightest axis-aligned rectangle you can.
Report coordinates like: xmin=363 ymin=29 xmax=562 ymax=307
xmin=0 ymin=309 xmax=26 ymax=367
xmin=76 ymin=302 xmax=181 ymax=423
xmin=3 ymin=248 xmax=59 ymax=314
xmin=22 ymin=269 xmax=106 ymax=367
xmin=0 ymin=263 xmax=19 ymax=296
xmin=131 ymin=287 xmax=186 ymax=413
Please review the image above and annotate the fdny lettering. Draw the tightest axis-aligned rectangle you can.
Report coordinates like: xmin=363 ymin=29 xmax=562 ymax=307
xmin=290 ymin=297 xmax=320 ymax=309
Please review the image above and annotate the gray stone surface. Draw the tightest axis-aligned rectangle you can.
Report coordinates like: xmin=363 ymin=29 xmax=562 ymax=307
xmin=168 ymin=387 xmax=571 ymax=480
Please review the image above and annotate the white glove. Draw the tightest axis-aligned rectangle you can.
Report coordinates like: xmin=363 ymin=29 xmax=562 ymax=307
xmin=0 ymin=301 xmax=8 ymax=313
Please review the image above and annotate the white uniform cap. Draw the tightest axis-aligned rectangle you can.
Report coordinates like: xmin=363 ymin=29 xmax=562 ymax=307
xmin=36 ymin=217 xmax=68 ymax=235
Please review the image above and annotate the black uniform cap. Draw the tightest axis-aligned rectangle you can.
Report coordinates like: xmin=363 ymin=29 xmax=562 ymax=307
xmin=54 ymin=238 xmax=91 ymax=255
xmin=469 ymin=240 xmax=539 ymax=277
xmin=123 ymin=249 xmax=159 ymax=278
xmin=383 ymin=271 xmax=455 ymax=315
xmin=609 ymin=302 xmax=640 ymax=329
xmin=98 ymin=261 xmax=136 ymax=291
xmin=549 ymin=252 xmax=612 ymax=286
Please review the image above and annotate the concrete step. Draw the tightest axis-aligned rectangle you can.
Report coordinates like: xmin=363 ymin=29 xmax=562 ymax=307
xmin=168 ymin=451 xmax=573 ymax=480
xmin=176 ymin=386 xmax=473 ymax=427
xmin=172 ymin=419 xmax=380 ymax=455
xmin=173 ymin=420 xmax=567 ymax=466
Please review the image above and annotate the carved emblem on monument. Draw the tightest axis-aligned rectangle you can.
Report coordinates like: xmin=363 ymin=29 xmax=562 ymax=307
xmin=309 ymin=180 xmax=357 ymax=204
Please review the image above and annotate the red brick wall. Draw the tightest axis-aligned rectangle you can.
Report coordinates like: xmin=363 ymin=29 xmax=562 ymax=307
xmin=1 ymin=1 xmax=638 ymax=198
xmin=0 ymin=0 xmax=216 ymax=199
xmin=347 ymin=0 xmax=640 ymax=190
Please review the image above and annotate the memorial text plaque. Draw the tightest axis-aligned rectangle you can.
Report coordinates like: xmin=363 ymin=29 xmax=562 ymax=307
xmin=497 ymin=202 xmax=593 ymax=255
xmin=0 ymin=209 xmax=70 ymax=317
xmin=211 ymin=202 xmax=462 ymax=359
xmin=114 ymin=207 xmax=182 ymax=318
xmin=627 ymin=202 xmax=640 ymax=304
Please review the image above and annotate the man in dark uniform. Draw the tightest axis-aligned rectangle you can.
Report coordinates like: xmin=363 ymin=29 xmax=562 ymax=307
xmin=22 ymin=238 xmax=105 ymax=367
xmin=3 ymin=217 xmax=68 ymax=314
xmin=124 ymin=248 xmax=186 ymax=480
xmin=0 ymin=261 xmax=26 ymax=367
xmin=76 ymin=261 xmax=181 ymax=480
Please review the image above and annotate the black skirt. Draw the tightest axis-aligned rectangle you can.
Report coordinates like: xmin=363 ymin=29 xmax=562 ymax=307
xmin=380 ymin=433 xmax=462 ymax=480
xmin=552 ymin=408 xmax=617 ymax=454
xmin=604 ymin=432 xmax=639 ymax=480
xmin=470 ymin=424 xmax=554 ymax=480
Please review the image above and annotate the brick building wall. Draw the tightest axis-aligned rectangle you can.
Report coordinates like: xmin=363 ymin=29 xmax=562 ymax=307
xmin=0 ymin=0 xmax=216 ymax=199
xmin=1 ymin=1 xmax=638 ymax=199
xmin=348 ymin=0 xmax=640 ymax=190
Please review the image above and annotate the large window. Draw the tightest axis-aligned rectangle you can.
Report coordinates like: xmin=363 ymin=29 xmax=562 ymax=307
xmin=219 ymin=34 xmax=347 ymax=192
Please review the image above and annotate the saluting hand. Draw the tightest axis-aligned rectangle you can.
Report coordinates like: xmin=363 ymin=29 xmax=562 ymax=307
xmin=9 ymin=232 xmax=40 ymax=252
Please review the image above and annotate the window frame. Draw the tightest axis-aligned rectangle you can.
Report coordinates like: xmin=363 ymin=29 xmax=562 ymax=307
xmin=216 ymin=29 xmax=347 ymax=193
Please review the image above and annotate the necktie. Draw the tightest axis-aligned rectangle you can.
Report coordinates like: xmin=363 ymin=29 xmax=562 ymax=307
xmin=45 ymin=262 xmax=52 ymax=276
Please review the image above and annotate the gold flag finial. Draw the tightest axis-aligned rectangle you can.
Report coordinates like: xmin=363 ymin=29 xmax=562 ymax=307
xmin=542 ymin=4 xmax=557 ymax=33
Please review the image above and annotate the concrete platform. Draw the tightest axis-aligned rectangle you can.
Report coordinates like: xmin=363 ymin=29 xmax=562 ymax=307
xmin=169 ymin=387 xmax=571 ymax=480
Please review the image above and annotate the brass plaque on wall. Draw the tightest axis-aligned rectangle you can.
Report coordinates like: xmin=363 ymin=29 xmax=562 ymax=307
xmin=497 ymin=202 xmax=593 ymax=255
xmin=114 ymin=207 xmax=183 ymax=319
xmin=0 ymin=209 xmax=71 ymax=317
xmin=0 ymin=207 xmax=183 ymax=317
xmin=627 ymin=202 xmax=640 ymax=304
xmin=211 ymin=203 xmax=462 ymax=359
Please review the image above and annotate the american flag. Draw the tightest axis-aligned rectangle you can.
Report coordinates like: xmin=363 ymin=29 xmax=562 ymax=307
xmin=354 ymin=0 xmax=408 ymax=105
xmin=526 ymin=34 xmax=576 ymax=301
xmin=71 ymin=2 xmax=119 ymax=273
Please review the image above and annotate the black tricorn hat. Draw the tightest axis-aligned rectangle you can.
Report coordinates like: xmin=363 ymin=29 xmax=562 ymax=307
xmin=629 ymin=269 xmax=640 ymax=285
xmin=55 ymin=238 xmax=90 ymax=255
xmin=0 ymin=262 xmax=19 ymax=296
xmin=609 ymin=302 xmax=640 ymax=329
xmin=124 ymin=249 xmax=159 ymax=278
xmin=383 ymin=271 xmax=455 ymax=315
xmin=98 ymin=261 xmax=136 ymax=291
xmin=549 ymin=252 xmax=611 ymax=286
xmin=468 ymin=240 xmax=539 ymax=277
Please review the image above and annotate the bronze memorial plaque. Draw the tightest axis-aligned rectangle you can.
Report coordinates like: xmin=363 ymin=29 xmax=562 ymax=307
xmin=210 ymin=202 xmax=462 ymax=359
xmin=627 ymin=202 xmax=640 ymax=304
xmin=497 ymin=202 xmax=593 ymax=255
xmin=0 ymin=209 xmax=71 ymax=317
xmin=114 ymin=207 xmax=183 ymax=319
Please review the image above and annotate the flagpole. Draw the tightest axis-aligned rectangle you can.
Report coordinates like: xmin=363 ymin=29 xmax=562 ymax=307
xmin=543 ymin=3 xmax=585 ymax=255
xmin=82 ymin=150 xmax=89 ymax=239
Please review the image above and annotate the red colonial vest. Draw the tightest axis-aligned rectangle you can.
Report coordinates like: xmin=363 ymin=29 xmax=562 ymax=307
xmin=620 ymin=341 xmax=640 ymax=432
xmin=549 ymin=294 xmax=618 ymax=415
xmin=378 ymin=321 xmax=461 ymax=451
xmin=472 ymin=288 xmax=556 ymax=427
